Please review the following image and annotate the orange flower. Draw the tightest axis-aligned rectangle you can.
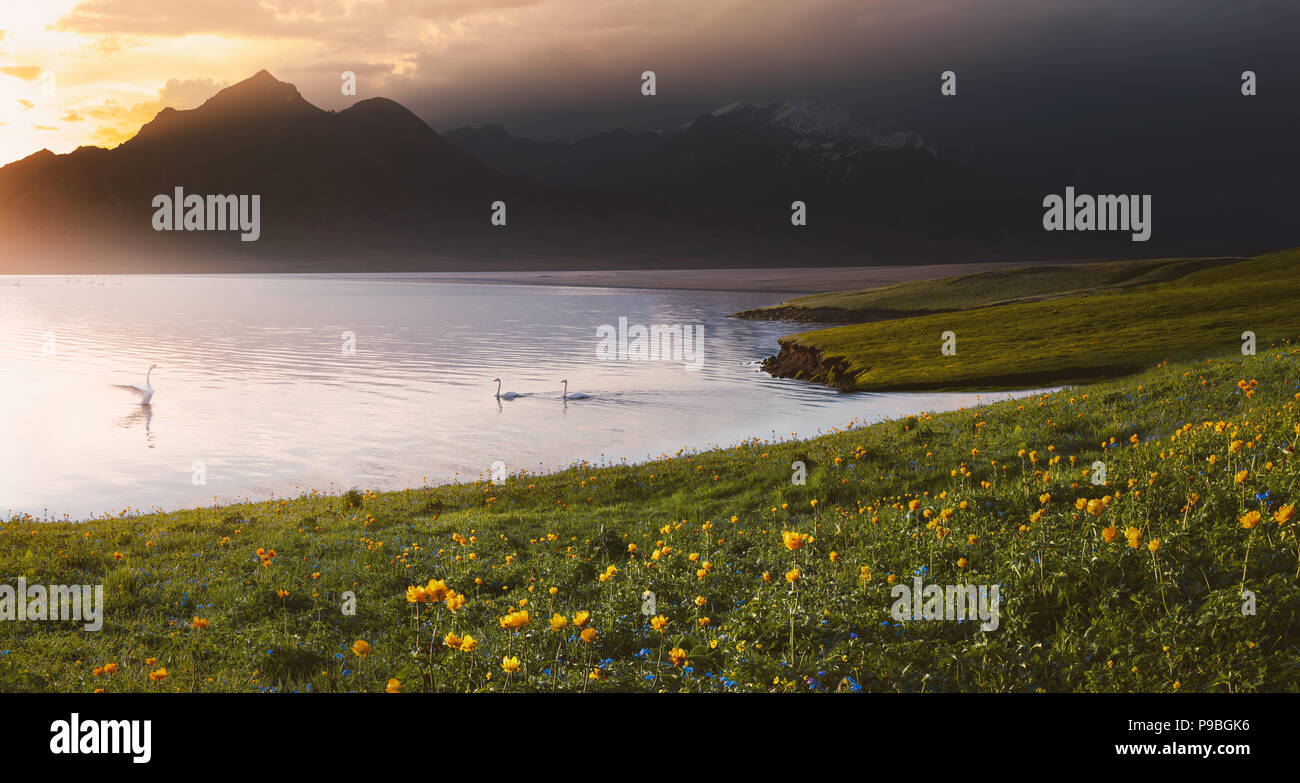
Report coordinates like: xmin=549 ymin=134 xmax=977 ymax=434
xmin=192 ymin=617 xmax=209 ymax=629
xmin=385 ymin=678 xmax=402 ymax=693
xmin=1240 ymin=510 xmax=1261 ymax=529
xmin=148 ymin=667 xmax=168 ymax=682
xmin=782 ymin=531 xmax=809 ymax=551
xmin=351 ymin=639 xmax=371 ymax=658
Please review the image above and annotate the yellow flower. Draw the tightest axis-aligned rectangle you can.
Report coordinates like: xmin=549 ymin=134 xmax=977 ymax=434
xmin=668 ymin=647 xmax=687 ymax=667
xmin=572 ymin=610 xmax=591 ymax=628
xmin=956 ymin=557 xmax=967 ymax=568
xmin=1147 ymin=538 xmax=1161 ymax=552
xmin=424 ymin=579 xmax=449 ymax=603
xmin=148 ymin=667 xmax=168 ymax=682
xmin=785 ymin=567 xmax=801 ymax=583
xmin=445 ymin=591 xmax=467 ymax=612
xmin=459 ymin=634 xmax=478 ymax=652
xmin=406 ymin=585 xmax=427 ymax=603
xmin=501 ymin=656 xmax=521 ymax=674
xmin=351 ymin=639 xmax=371 ymax=658
xmin=782 ymin=531 xmax=808 ymax=551
xmin=1101 ymin=525 xmax=1118 ymax=543
xmin=499 ymin=609 xmax=531 ymax=630
xmin=650 ymin=615 xmax=669 ymax=633
xmin=385 ymin=678 xmax=402 ymax=693
xmin=444 ymin=632 xmax=463 ymax=650
xmin=1124 ymin=527 xmax=1143 ymax=549
xmin=579 ymin=628 xmax=599 ymax=643
xmin=1240 ymin=510 xmax=1261 ymax=529
xmin=694 ymin=595 xmax=707 ymax=607
xmin=1273 ymin=504 xmax=1295 ymax=524
xmin=550 ymin=613 xmax=569 ymax=632
xmin=192 ymin=617 xmax=209 ymax=629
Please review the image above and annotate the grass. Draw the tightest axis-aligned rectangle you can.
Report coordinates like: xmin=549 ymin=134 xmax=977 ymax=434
xmin=3 ymin=341 xmax=1299 ymax=692
xmin=765 ymin=248 xmax=1300 ymax=391
xmin=734 ymin=255 xmax=1243 ymax=322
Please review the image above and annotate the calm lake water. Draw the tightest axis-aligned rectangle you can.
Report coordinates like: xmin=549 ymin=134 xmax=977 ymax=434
xmin=1 ymin=274 xmax=1031 ymax=520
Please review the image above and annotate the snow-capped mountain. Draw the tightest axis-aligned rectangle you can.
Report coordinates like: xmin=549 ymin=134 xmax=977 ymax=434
xmin=696 ymin=97 xmax=930 ymax=152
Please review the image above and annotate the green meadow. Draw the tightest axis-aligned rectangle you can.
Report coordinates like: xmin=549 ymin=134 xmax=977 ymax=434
xmin=759 ymin=249 xmax=1300 ymax=391
xmin=735 ymin=255 xmax=1242 ymax=322
xmin=3 ymin=339 xmax=1298 ymax=692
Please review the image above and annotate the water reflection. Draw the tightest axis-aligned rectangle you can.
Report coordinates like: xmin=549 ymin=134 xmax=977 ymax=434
xmin=0 ymin=274 xmax=1044 ymax=519
xmin=115 ymin=404 xmax=155 ymax=449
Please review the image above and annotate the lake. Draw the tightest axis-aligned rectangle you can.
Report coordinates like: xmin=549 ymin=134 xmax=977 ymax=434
xmin=0 ymin=274 xmax=1031 ymax=519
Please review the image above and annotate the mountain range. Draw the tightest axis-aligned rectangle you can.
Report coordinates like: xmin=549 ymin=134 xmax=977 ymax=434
xmin=0 ymin=71 xmax=1173 ymax=273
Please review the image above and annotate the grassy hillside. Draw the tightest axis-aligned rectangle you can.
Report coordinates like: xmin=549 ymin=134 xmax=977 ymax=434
xmin=734 ymin=256 xmax=1242 ymax=322
xmin=3 ymin=344 xmax=1298 ymax=692
xmin=765 ymin=249 xmax=1300 ymax=392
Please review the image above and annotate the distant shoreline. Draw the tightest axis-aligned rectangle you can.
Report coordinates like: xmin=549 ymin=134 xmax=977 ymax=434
xmin=5 ymin=259 xmax=1089 ymax=294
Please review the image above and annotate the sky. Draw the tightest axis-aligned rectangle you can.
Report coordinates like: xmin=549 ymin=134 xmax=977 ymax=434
xmin=1 ymin=0 xmax=1297 ymax=219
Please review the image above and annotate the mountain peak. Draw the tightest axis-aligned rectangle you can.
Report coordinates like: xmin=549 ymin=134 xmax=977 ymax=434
xmin=121 ymin=70 xmax=324 ymax=147
xmin=696 ymin=97 xmax=930 ymax=152
xmin=200 ymin=69 xmax=311 ymax=112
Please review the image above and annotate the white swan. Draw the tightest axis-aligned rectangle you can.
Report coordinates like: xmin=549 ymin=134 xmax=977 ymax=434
xmin=493 ymin=378 xmax=525 ymax=400
xmin=561 ymin=379 xmax=590 ymax=400
xmin=114 ymin=364 xmax=158 ymax=405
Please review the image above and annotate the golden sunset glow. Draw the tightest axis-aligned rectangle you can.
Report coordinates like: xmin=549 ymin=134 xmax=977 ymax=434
xmin=0 ymin=0 xmax=921 ymax=166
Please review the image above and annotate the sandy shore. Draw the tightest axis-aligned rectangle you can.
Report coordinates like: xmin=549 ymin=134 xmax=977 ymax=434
xmin=353 ymin=260 xmax=1073 ymax=294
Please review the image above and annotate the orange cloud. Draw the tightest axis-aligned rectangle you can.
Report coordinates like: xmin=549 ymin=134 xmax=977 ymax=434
xmin=88 ymin=76 xmax=226 ymax=147
xmin=1 ymin=65 xmax=43 ymax=81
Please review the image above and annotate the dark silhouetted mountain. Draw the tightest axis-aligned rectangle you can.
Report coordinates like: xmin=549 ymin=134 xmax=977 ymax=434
xmin=0 ymin=73 xmax=1175 ymax=273
xmin=446 ymin=97 xmax=1032 ymax=239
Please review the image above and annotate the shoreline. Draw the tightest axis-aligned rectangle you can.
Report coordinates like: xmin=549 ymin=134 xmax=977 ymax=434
xmin=3 ymin=259 xmax=1078 ymax=295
